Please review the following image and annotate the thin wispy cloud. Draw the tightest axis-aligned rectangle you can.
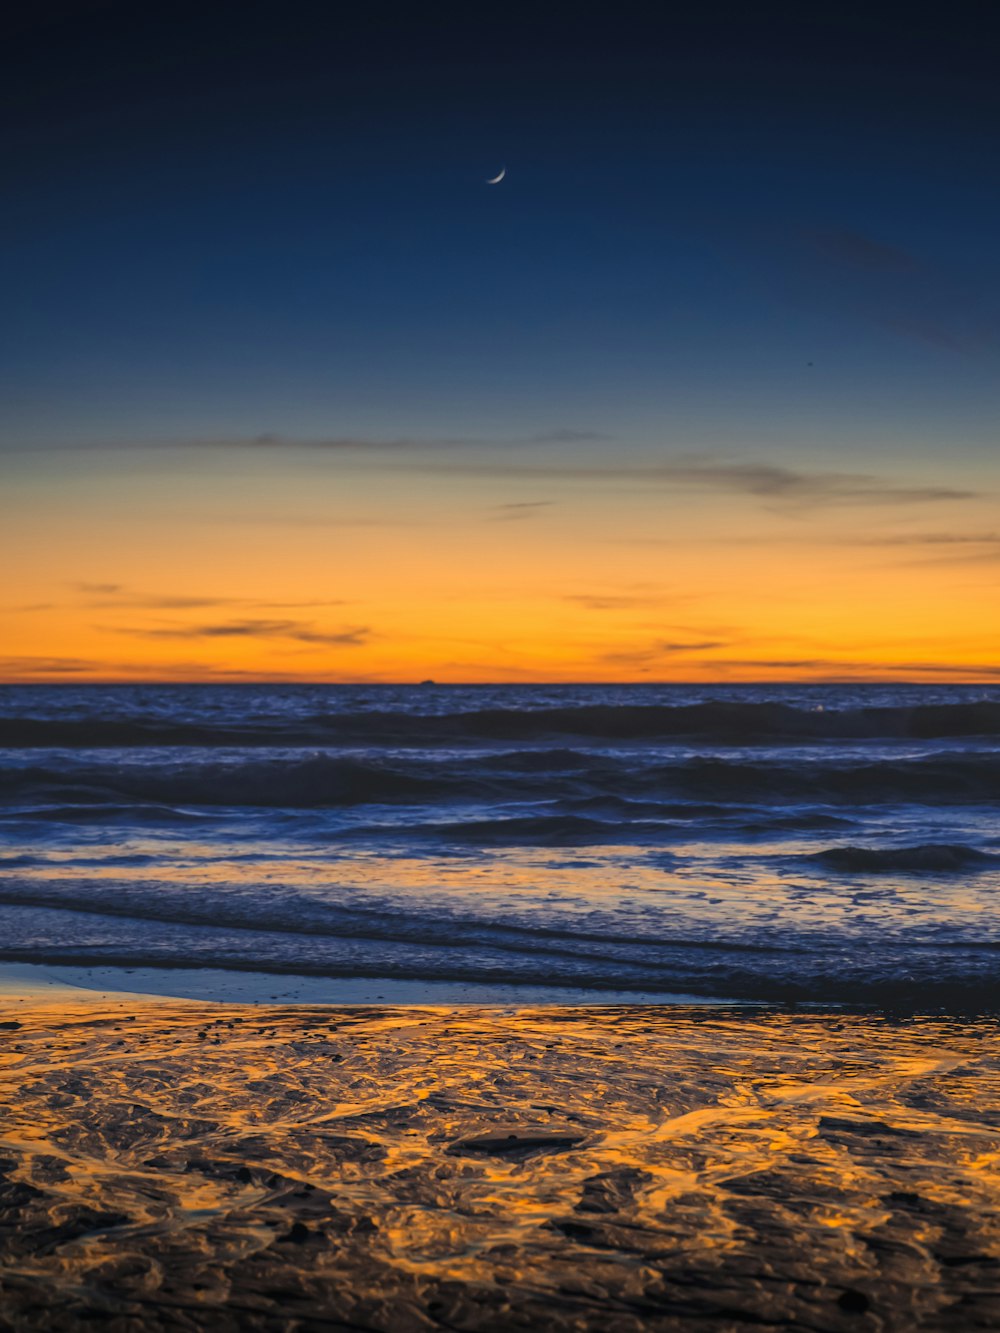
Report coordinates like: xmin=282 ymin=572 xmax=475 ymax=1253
xmin=97 ymin=441 xmax=974 ymax=509
xmin=565 ymin=593 xmax=679 ymax=611
xmin=105 ymin=619 xmax=370 ymax=646
xmin=660 ymin=640 xmax=730 ymax=652
xmin=218 ymin=514 xmax=422 ymax=530
xmin=489 ymin=501 xmax=555 ymax=522
xmin=69 ymin=585 xmax=351 ymax=611
xmin=13 ymin=429 xmax=609 ymax=456
xmin=600 ymin=639 xmax=732 ymax=666
xmin=612 ymin=530 xmax=1000 ymax=554
xmin=859 ymin=532 xmax=1000 ymax=546
xmin=231 ymin=428 xmax=610 ymax=450
xmin=719 ymin=658 xmax=1000 ymax=678
xmin=798 ymin=226 xmax=995 ymax=353
xmin=855 ymin=532 xmax=1000 ymax=566
xmin=529 ymin=429 xmax=611 ymax=443
xmin=0 ymin=656 xmax=324 ymax=681
xmin=211 ymin=429 xmax=610 ymax=453
xmin=11 ymin=434 xmax=977 ymax=515
xmin=104 ymin=595 xmax=242 ymax=610
xmin=898 ymin=551 xmax=1000 ymax=569
xmin=241 ymin=433 xmax=472 ymax=451
xmin=806 ymin=229 xmax=918 ymax=274
xmin=0 ymin=656 xmax=101 ymax=675
xmin=589 ymin=634 xmax=1000 ymax=678
xmin=392 ymin=458 xmax=975 ymax=508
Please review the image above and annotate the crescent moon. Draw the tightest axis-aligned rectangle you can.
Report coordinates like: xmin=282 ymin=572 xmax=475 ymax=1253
xmin=486 ymin=167 xmax=506 ymax=185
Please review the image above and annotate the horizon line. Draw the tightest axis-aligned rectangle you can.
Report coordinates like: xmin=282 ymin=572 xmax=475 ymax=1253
xmin=1 ymin=677 xmax=997 ymax=688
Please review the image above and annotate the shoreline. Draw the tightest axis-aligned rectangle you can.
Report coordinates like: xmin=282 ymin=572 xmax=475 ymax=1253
xmin=0 ymin=960 xmax=758 ymax=1009
xmin=3 ymin=961 xmax=997 ymax=1018
xmin=1 ymin=995 xmax=997 ymax=1329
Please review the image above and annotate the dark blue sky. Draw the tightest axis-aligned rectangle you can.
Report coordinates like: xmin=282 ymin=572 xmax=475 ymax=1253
xmin=3 ymin=1 xmax=999 ymax=452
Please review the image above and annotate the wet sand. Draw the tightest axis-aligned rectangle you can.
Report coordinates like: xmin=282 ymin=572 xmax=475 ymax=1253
xmin=0 ymin=1000 xmax=998 ymax=1331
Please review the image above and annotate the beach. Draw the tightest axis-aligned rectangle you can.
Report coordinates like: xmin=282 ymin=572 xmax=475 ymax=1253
xmin=2 ymin=685 xmax=1000 ymax=1326
xmin=1 ymin=988 xmax=998 ymax=1330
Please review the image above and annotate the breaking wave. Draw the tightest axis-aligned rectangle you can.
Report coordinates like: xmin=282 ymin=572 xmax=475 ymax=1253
xmin=803 ymin=843 xmax=1000 ymax=874
xmin=3 ymin=699 xmax=1000 ymax=748
xmin=2 ymin=750 xmax=999 ymax=810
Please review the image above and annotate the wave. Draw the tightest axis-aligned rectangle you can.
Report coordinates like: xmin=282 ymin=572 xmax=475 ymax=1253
xmin=0 ymin=877 xmax=795 ymax=958
xmin=337 ymin=814 xmax=689 ymax=846
xmin=1 ymin=872 xmax=998 ymax=1007
xmin=0 ymin=948 xmax=991 ymax=1007
xmin=803 ymin=843 xmax=1000 ymax=874
xmin=735 ymin=812 xmax=857 ymax=834
xmin=0 ymin=803 xmax=209 ymax=825
xmin=0 ymin=936 xmax=996 ymax=1008
xmin=1 ymin=749 xmax=999 ymax=810
xmin=670 ymin=754 xmax=1000 ymax=804
xmin=4 ymin=699 xmax=1000 ymax=748
xmin=0 ymin=754 xmax=484 ymax=809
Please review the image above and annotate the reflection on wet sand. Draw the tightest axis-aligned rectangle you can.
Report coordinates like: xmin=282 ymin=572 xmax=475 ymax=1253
xmin=0 ymin=1002 xmax=998 ymax=1330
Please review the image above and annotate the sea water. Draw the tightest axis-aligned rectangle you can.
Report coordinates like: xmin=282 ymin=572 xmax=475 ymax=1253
xmin=0 ymin=683 xmax=998 ymax=1007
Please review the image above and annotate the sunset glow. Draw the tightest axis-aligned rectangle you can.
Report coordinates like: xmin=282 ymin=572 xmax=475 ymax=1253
xmin=4 ymin=442 xmax=997 ymax=681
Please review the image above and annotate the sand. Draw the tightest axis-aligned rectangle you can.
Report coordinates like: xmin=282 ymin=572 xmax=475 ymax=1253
xmin=0 ymin=997 xmax=998 ymax=1331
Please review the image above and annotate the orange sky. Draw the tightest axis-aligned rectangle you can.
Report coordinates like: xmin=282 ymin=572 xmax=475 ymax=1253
xmin=3 ymin=442 xmax=997 ymax=682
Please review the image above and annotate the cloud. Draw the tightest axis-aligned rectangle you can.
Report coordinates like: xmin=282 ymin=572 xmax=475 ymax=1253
xmin=258 ymin=600 xmax=354 ymax=609
xmin=14 ymin=431 xmax=979 ymax=515
xmin=71 ymin=584 xmax=351 ymax=611
xmin=0 ymin=656 xmax=343 ymax=682
xmin=567 ymin=595 xmax=647 ymax=611
xmin=660 ymin=641 xmax=730 ymax=652
xmin=859 ymin=532 xmax=1000 ymax=563
xmin=529 ymin=429 xmax=611 ymax=443
xmin=141 ymin=442 xmax=967 ymax=510
xmin=244 ymin=429 xmax=609 ymax=450
xmin=704 ymin=658 xmax=1000 ymax=678
xmin=564 ymin=593 xmax=680 ymax=611
xmin=219 ymin=514 xmax=421 ymax=529
xmin=599 ymin=638 xmax=732 ymax=665
xmin=815 ymin=531 xmax=1000 ymax=549
xmin=797 ymin=226 xmax=995 ymax=353
xmin=105 ymin=619 xmax=370 ymax=646
xmin=239 ymin=433 xmax=471 ymax=451
xmin=82 ymin=430 xmax=610 ymax=455
xmin=139 ymin=596 xmax=351 ymax=611
xmin=0 ymin=656 xmax=100 ymax=675
xmin=11 ymin=428 xmax=612 ymax=456
xmin=489 ymin=501 xmax=555 ymax=521
xmin=806 ymin=229 xmax=918 ymax=273
xmin=610 ymin=529 xmax=1000 ymax=557
xmin=669 ymin=462 xmax=961 ymax=504
xmin=718 ymin=658 xmax=838 ymax=670
xmin=111 ymin=595 xmax=243 ymax=610
xmin=394 ymin=457 xmax=975 ymax=508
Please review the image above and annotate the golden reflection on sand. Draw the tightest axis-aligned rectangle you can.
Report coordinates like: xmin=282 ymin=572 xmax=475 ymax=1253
xmin=0 ymin=1002 xmax=998 ymax=1330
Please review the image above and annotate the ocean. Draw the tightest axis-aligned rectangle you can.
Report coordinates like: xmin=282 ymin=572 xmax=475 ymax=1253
xmin=0 ymin=682 xmax=998 ymax=1008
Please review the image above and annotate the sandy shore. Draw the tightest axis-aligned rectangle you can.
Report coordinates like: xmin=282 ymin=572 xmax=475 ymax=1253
xmin=0 ymin=998 xmax=998 ymax=1331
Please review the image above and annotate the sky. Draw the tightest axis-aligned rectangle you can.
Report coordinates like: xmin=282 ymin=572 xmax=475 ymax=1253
xmin=2 ymin=1 xmax=999 ymax=682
